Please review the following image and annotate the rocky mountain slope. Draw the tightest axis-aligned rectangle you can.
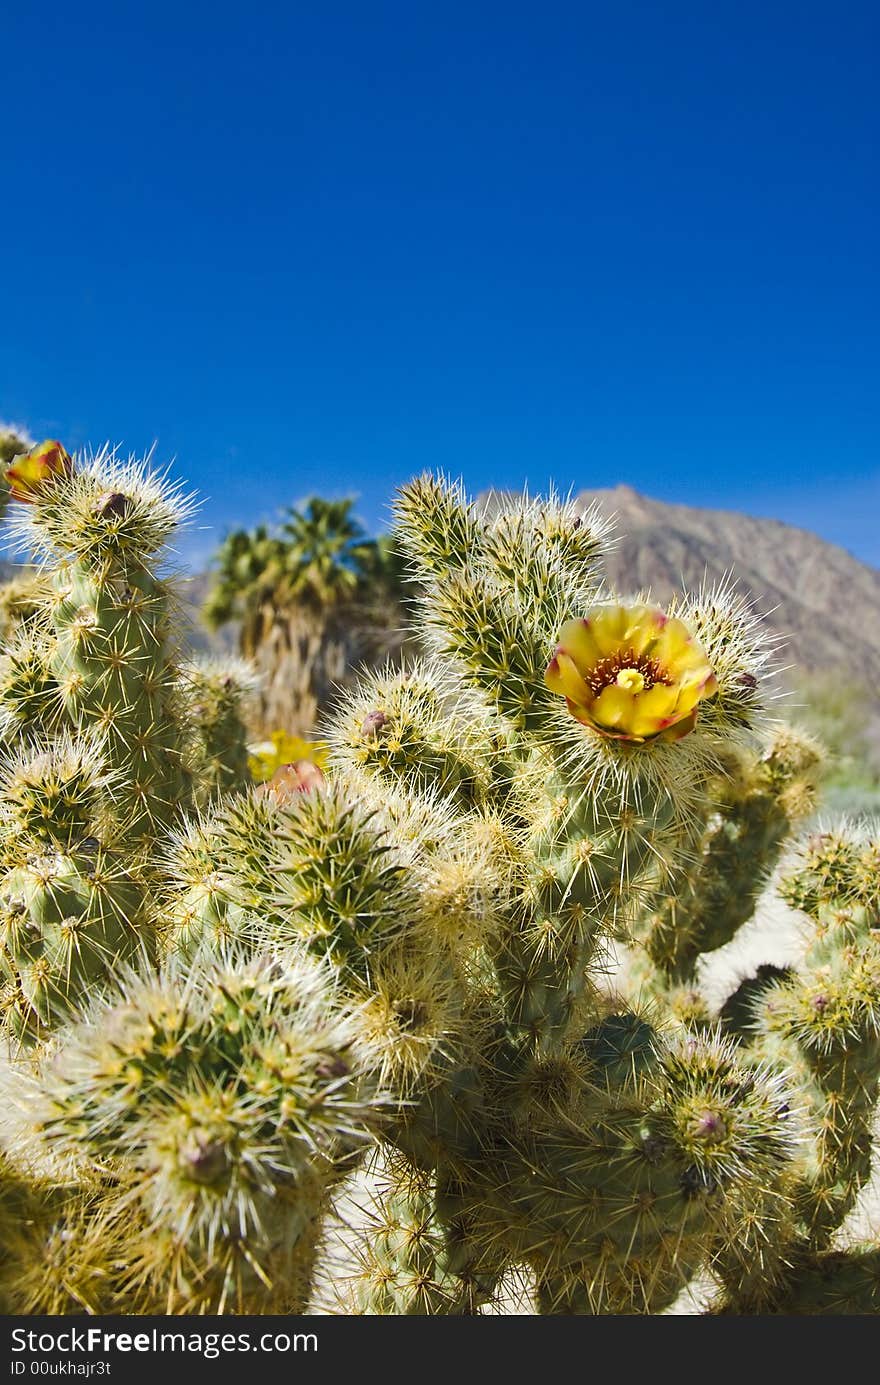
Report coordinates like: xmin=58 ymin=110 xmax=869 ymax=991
xmin=570 ymin=485 xmax=880 ymax=686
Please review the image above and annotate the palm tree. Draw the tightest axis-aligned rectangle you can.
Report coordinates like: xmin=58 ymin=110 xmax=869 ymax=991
xmin=203 ymin=525 xmax=289 ymax=658
xmin=279 ymin=498 xmax=379 ymax=606
xmin=203 ymin=498 xmax=407 ymax=735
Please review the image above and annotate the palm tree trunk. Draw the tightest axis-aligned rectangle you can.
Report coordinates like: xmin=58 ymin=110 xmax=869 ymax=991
xmin=247 ymin=595 xmax=411 ymax=739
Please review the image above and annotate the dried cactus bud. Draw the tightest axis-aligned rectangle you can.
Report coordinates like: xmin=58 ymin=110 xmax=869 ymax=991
xmin=180 ymin=1134 xmax=231 ymax=1186
xmin=95 ymin=490 xmax=130 ymax=520
xmin=360 ymin=710 xmax=389 ymax=739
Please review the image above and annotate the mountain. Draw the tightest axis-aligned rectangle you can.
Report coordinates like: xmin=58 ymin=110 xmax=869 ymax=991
xmin=569 ymin=485 xmax=880 ymax=687
xmin=173 ymin=568 xmax=238 ymax=655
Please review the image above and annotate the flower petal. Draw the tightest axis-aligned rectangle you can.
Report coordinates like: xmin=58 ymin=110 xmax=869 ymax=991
xmin=659 ymin=708 xmax=699 ymax=742
xmin=652 ymin=617 xmax=702 ymax=666
xmin=5 ymin=440 xmax=72 ymax=503
xmin=555 ymin=617 xmax=602 ymax=672
xmin=623 ymin=604 xmax=669 ymax=656
xmin=591 ymin=682 xmax=637 ymax=732
xmin=674 ymin=669 xmax=719 ymax=715
xmin=589 ymin=605 xmax=631 ymax=655
xmin=545 ymin=650 xmax=591 ymax=704
xmin=628 ymin=684 xmax=679 ymax=738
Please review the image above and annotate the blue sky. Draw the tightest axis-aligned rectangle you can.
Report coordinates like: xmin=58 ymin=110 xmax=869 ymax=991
xmin=2 ymin=2 xmax=877 ymax=569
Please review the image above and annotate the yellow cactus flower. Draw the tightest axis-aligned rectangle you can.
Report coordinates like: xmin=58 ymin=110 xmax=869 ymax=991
xmin=5 ymin=440 xmax=72 ymax=503
xmin=544 ymin=603 xmax=718 ymax=744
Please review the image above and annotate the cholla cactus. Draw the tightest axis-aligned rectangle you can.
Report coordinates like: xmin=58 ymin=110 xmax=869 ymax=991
xmin=28 ymin=949 xmax=380 ymax=1312
xmin=1 ymin=443 xmax=198 ymax=834
xmin=2 ymin=456 xmax=880 ymax=1315
xmin=0 ymin=444 xmax=258 ymax=1039
xmin=177 ymin=656 xmax=258 ymax=800
xmin=705 ymin=822 xmax=880 ymax=1312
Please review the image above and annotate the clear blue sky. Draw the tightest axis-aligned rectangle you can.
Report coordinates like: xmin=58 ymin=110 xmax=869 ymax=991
xmin=2 ymin=2 xmax=877 ymax=569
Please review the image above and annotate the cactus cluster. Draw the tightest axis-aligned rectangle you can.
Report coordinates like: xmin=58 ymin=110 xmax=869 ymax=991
xmin=0 ymin=442 xmax=878 ymax=1315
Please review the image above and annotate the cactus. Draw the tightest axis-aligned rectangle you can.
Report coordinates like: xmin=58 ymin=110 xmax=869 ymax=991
xmin=26 ymin=949 xmax=379 ymax=1312
xmin=177 ymin=656 xmax=257 ymax=801
xmin=2 ymin=448 xmax=880 ymax=1315
xmin=709 ymin=823 xmax=880 ymax=1310
xmin=0 ymin=450 xmax=263 ymax=1040
xmin=627 ymin=726 xmax=822 ymax=1025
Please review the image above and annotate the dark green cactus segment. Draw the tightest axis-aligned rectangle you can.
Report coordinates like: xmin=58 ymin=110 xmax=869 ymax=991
xmin=535 ymin=1270 xmax=593 ymax=1315
xmin=0 ymin=451 xmax=201 ymax=847
xmin=394 ymin=1063 xmax=486 ymax=1172
xmin=535 ymin=1260 xmax=689 ymax=1316
xmin=432 ymin=1161 xmax=508 ymax=1292
xmin=719 ymin=964 xmax=794 ymax=1038
xmin=714 ymin=1241 xmax=880 ymax=1316
xmin=528 ymin=803 xmax=676 ymax=946
xmin=770 ymin=1246 xmax=880 ymax=1315
xmin=578 ymin=1011 xmax=657 ymax=1087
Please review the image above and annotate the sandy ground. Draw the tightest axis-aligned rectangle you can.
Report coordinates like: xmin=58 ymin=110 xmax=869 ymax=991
xmin=3 ymin=874 xmax=879 ymax=1316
